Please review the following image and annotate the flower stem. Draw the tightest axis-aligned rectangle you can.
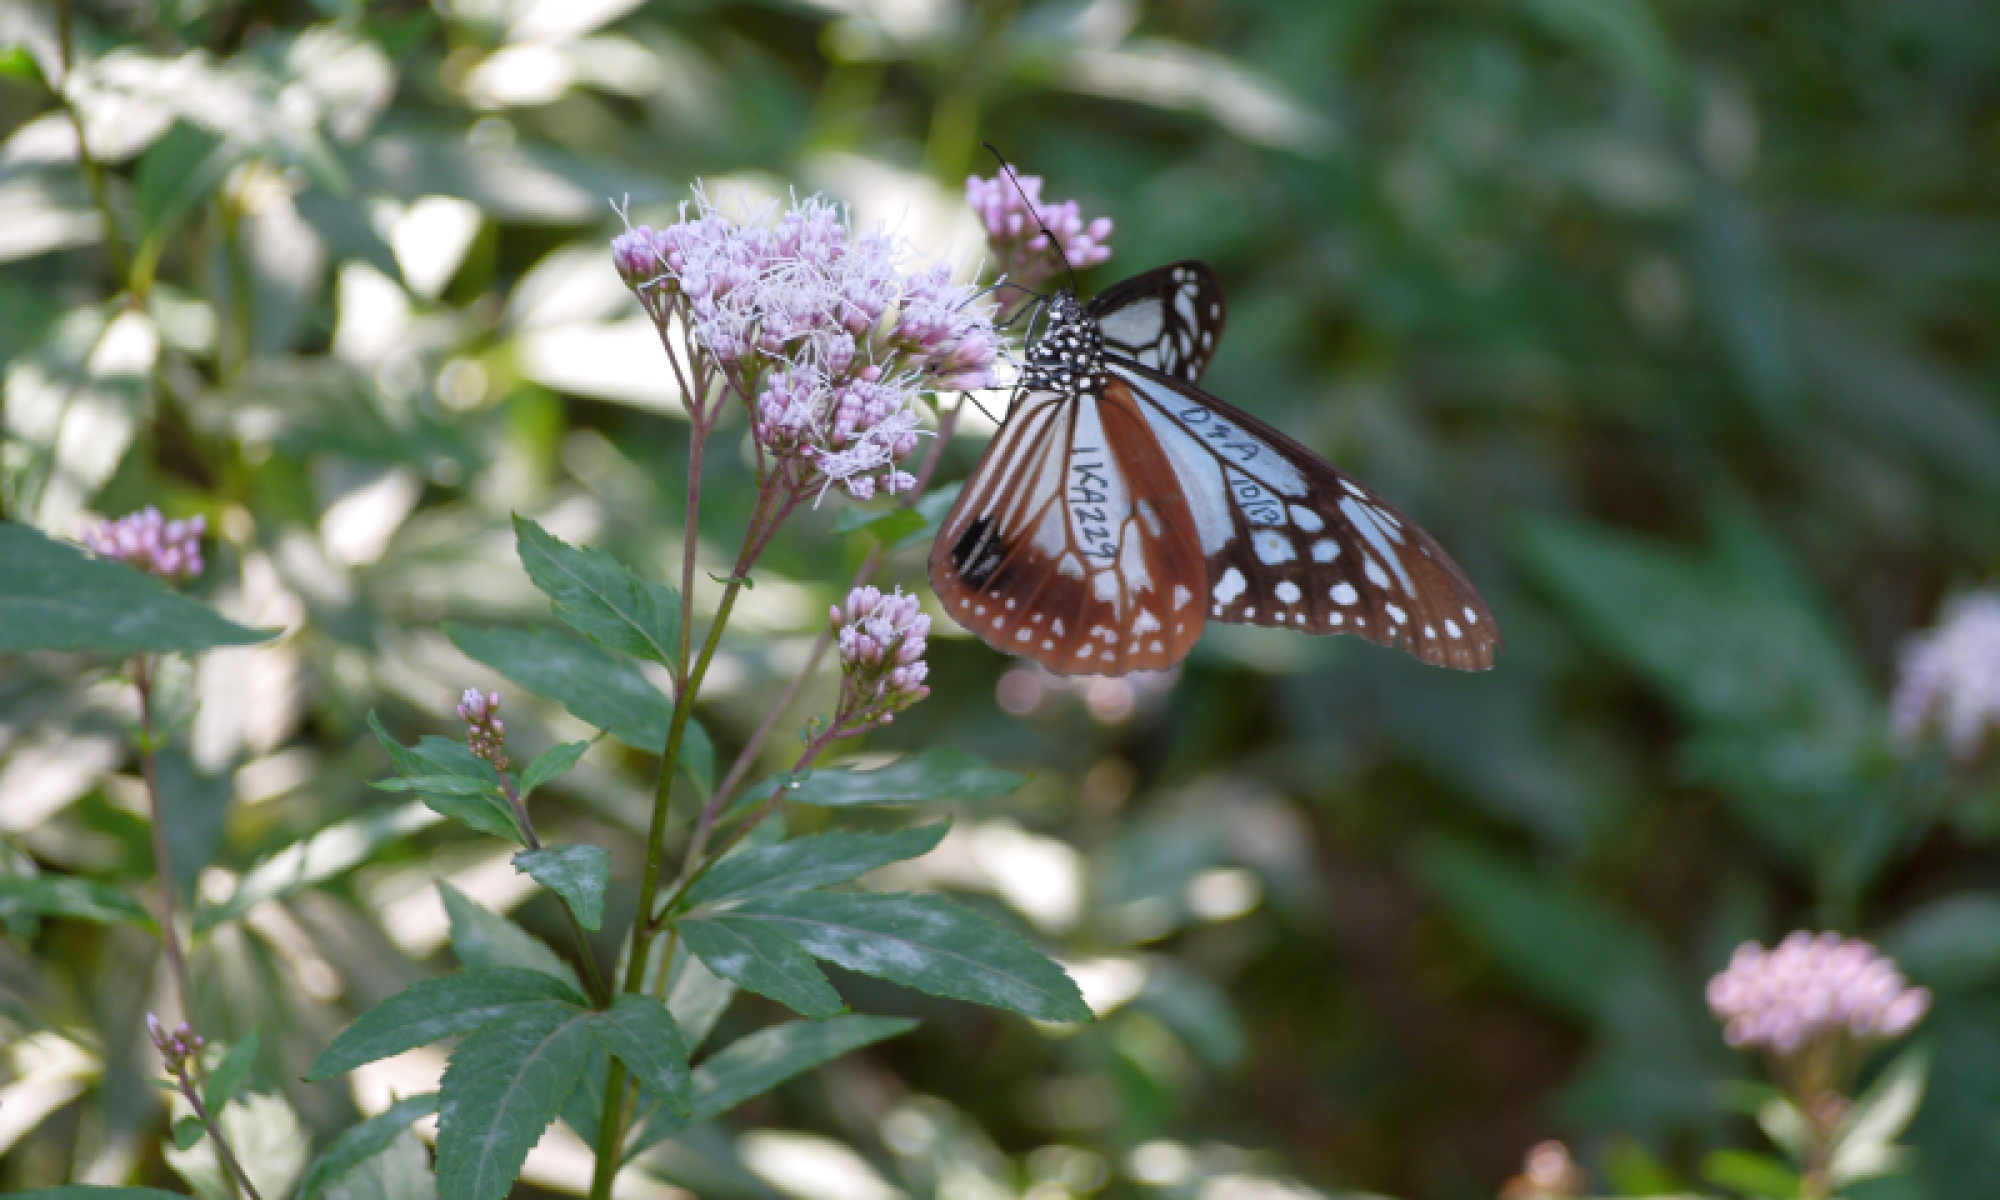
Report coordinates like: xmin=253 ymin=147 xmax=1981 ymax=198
xmin=497 ymin=774 xmax=609 ymax=1007
xmin=170 ymin=1063 xmax=263 ymax=1200
xmin=134 ymin=656 xmax=196 ymax=1029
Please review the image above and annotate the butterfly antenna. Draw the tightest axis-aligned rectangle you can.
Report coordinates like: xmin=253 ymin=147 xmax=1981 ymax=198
xmin=983 ymin=142 xmax=1081 ymax=296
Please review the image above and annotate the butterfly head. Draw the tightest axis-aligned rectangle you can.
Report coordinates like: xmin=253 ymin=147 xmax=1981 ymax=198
xmin=1021 ymin=290 xmax=1105 ymax=394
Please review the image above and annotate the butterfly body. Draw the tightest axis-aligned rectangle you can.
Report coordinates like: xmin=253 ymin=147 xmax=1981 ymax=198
xmin=930 ymin=262 xmax=1499 ymax=675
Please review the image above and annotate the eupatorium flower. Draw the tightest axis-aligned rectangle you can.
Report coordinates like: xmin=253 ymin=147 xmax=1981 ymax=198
xmin=966 ymin=173 xmax=1113 ymax=289
xmin=1890 ymin=590 xmax=2000 ymax=763
xmin=84 ymin=507 xmax=206 ymax=582
xmin=1707 ymin=932 xmax=1930 ymax=1057
xmin=458 ymin=688 xmax=509 ymax=770
xmin=611 ymin=189 xmax=998 ymax=502
xmin=832 ymin=586 xmax=931 ymax=728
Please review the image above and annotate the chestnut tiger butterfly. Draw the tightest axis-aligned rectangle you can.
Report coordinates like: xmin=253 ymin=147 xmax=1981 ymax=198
xmin=928 ymin=259 xmax=1501 ymax=675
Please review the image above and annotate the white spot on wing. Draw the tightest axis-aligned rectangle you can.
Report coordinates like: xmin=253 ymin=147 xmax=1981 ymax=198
xmin=1133 ymin=610 xmax=1162 ymax=635
xmin=1463 ymin=606 xmax=1477 ymax=624
xmin=1172 ymin=585 xmax=1192 ymax=610
xmin=1364 ymin=559 xmax=1391 ymax=589
xmin=1385 ymin=604 xmax=1406 ymax=625
xmin=1311 ymin=540 xmax=1339 ymax=563
xmin=1252 ymin=530 xmax=1296 ymax=564
xmin=1341 ymin=496 xmax=1414 ymax=593
xmin=1214 ymin=567 xmax=1247 ymax=605
xmin=1275 ymin=581 xmax=1302 ymax=604
xmin=1332 ymin=583 xmax=1359 ymax=605
xmin=1289 ymin=505 xmax=1325 ymax=533
xmin=1445 ymin=619 xmax=1461 ymax=638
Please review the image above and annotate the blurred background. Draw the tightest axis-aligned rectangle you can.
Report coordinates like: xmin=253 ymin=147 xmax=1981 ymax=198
xmin=3 ymin=0 xmax=1999 ymax=1197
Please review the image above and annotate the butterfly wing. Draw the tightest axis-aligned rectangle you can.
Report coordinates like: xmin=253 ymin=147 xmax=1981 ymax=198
xmin=1111 ymin=359 xmax=1501 ymax=671
xmin=1085 ymin=261 xmax=1227 ymax=383
xmin=929 ymin=379 xmax=1209 ymax=675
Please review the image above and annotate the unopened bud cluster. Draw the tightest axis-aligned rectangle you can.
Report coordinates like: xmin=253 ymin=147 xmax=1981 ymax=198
xmin=147 ymin=1013 xmax=204 ymax=1073
xmin=611 ymin=190 xmax=998 ymax=502
xmin=459 ymin=688 xmax=509 ymax=770
xmin=966 ymin=173 xmax=1113 ymax=290
xmin=832 ymin=586 xmax=931 ymax=728
xmin=1707 ymin=932 xmax=1931 ymax=1057
xmin=84 ymin=507 xmax=206 ymax=582
xmin=1890 ymin=590 xmax=2000 ymax=763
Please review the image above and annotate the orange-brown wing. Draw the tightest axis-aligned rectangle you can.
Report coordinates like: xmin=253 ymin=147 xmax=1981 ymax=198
xmin=928 ymin=378 xmax=1208 ymax=676
xmin=1115 ymin=359 xmax=1501 ymax=671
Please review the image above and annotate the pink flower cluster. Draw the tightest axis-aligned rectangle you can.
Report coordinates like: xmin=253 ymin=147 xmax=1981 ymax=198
xmin=1891 ymin=590 xmax=2000 ymax=762
xmin=966 ymin=173 xmax=1113 ymax=290
xmin=1707 ymin=932 xmax=1930 ymax=1057
xmin=458 ymin=688 xmax=509 ymax=770
xmin=612 ymin=189 xmax=1000 ymax=502
xmin=832 ymin=586 xmax=931 ymax=728
xmin=146 ymin=1013 xmax=204 ymax=1073
xmin=83 ymin=507 xmax=206 ymax=583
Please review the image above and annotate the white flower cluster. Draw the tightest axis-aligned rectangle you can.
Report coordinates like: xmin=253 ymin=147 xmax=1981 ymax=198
xmin=1707 ymin=932 xmax=1930 ymax=1057
xmin=966 ymin=173 xmax=1113 ymax=290
xmin=611 ymin=190 xmax=998 ymax=502
xmin=832 ymin=585 xmax=931 ymax=728
xmin=1890 ymin=590 xmax=2000 ymax=762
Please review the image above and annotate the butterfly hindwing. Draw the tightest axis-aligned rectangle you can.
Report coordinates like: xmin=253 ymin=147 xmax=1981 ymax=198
xmin=1086 ymin=261 xmax=1226 ymax=384
xmin=929 ymin=377 xmax=1208 ymax=676
xmin=1113 ymin=359 xmax=1500 ymax=671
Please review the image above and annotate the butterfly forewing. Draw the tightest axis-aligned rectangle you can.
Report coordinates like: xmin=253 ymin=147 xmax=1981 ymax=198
xmin=1114 ymin=360 xmax=1500 ymax=671
xmin=930 ymin=378 xmax=1208 ymax=675
xmin=1086 ymin=261 xmax=1227 ymax=383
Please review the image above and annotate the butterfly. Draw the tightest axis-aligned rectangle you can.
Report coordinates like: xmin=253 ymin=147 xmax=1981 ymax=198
xmin=928 ymin=261 xmax=1501 ymax=676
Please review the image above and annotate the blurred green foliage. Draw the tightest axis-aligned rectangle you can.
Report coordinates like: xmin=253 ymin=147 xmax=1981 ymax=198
xmin=2 ymin=0 xmax=1998 ymax=1197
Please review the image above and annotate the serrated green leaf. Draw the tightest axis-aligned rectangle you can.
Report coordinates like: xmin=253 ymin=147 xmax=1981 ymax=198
xmin=665 ymin=946 xmax=735 ymax=1053
xmin=513 ymin=845 xmax=610 ymax=930
xmin=1830 ymin=1043 xmax=1930 ymax=1185
xmin=172 ymin=1114 xmax=206 ymax=1150
xmin=684 ymin=892 xmax=1091 ymax=1023
xmin=685 ymin=823 xmax=949 ymax=909
xmin=202 ymin=1029 xmax=259 ymax=1113
xmin=436 ymin=1001 xmax=598 ymax=1200
xmin=677 ymin=913 xmax=845 ymax=1019
xmin=747 ymin=748 xmax=1024 ymax=809
xmin=519 ymin=741 xmax=589 ymax=797
xmin=627 ymin=1014 xmax=916 ymax=1161
xmin=0 ymin=875 xmax=156 ymax=932
xmin=446 ymin=624 xmax=669 ymax=751
xmin=323 ymin=1129 xmax=436 ymax=1200
xmin=514 ymin=516 xmax=681 ymax=667
xmin=307 ymin=969 xmax=584 ymax=1081
xmin=441 ymin=882 xmax=585 ymax=996
xmin=0 ymin=522 xmax=276 ymax=654
xmin=298 ymin=1093 xmax=439 ymax=1200
xmin=591 ymin=994 xmax=691 ymax=1117
xmin=1700 ymin=1149 xmax=1801 ymax=1198
xmin=367 ymin=712 xmax=521 ymax=843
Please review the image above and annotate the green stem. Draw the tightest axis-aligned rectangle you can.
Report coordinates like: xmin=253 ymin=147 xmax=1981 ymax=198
xmin=53 ymin=0 xmax=131 ymax=286
xmin=173 ymin=1066 xmax=262 ymax=1200
xmin=497 ymin=774 xmax=609 ymax=1007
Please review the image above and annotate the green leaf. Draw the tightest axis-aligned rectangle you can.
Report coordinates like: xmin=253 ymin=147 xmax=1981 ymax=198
xmin=627 ymin=1015 xmax=916 ymax=1161
xmin=298 ymin=1093 xmax=440 ymax=1200
xmin=446 ymin=623 xmax=669 ymax=752
xmin=590 ymin=994 xmax=691 ymax=1117
xmin=0 ymin=522 xmax=276 ymax=655
xmin=1701 ymin=1149 xmax=1802 ymax=1198
xmin=665 ymin=946 xmax=735 ymax=1053
xmin=307 ymin=969 xmax=585 ymax=1081
xmin=172 ymin=1114 xmax=206 ymax=1150
xmin=441 ymin=882 xmax=585 ymax=996
xmin=367 ymin=712 xmax=521 ymax=843
xmin=369 ymin=775 xmax=501 ymax=796
xmin=323 ymin=1130 xmax=436 ymax=1200
xmin=0 ymin=875 xmax=156 ymax=932
xmin=831 ymin=483 xmax=961 ymax=551
xmin=196 ymin=803 xmax=436 ymax=933
xmin=677 ymin=914 xmax=845 ymax=1020
xmin=685 ymin=823 xmax=949 ymax=909
xmin=1830 ymin=1043 xmax=1930 ymax=1186
xmin=202 ymin=1029 xmax=260 ymax=1113
xmin=1884 ymin=894 xmax=2000 ymax=990
xmin=133 ymin=122 xmax=235 ymax=266
xmin=749 ymin=748 xmax=1025 ymax=809
xmin=435 ymin=1002 xmax=598 ymax=1200
xmin=684 ymin=892 xmax=1091 ymax=1024
xmin=519 ymin=741 xmax=590 ymax=797
xmin=514 ymin=516 xmax=681 ymax=667
xmin=513 ymin=845 xmax=610 ymax=930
